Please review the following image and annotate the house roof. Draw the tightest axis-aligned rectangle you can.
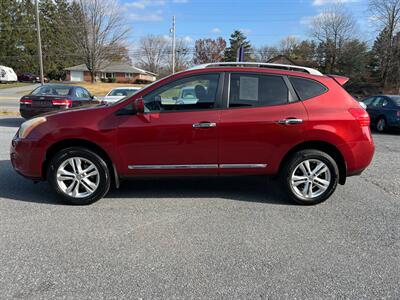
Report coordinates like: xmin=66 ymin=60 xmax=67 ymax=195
xmin=65 ymin=61 xmax=156 ymax=76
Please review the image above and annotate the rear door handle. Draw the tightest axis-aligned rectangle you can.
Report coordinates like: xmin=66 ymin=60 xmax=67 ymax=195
xmin=193 ymin=122 xmax=217 ymax=128
xmin=277 ymin=118 xmax=303 ymax=125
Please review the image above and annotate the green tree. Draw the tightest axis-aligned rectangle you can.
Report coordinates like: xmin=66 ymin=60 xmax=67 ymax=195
xmin=224 ymin=30 xmax=253 ymax=62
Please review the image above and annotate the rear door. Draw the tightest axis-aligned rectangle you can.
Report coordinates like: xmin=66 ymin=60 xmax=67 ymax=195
xmin=219 ymin=72 xmax=308 ymax=175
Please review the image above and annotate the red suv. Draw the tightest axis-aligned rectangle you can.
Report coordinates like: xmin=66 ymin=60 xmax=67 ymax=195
xmin=10 ymin=63 xmax=374 ymax=205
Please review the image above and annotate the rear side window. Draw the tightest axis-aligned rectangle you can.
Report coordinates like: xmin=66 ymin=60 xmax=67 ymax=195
xmin=229 ymin=73 xmax=289 ymax=107
xmin=289 ymin=77 xmax=327 ymax=100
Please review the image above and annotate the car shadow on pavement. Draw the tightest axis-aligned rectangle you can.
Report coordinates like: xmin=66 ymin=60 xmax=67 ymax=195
xmin=0 ymin=117 xmax=24 ymax=128
xmin=0 ymin=160 xmax=293 ymax=206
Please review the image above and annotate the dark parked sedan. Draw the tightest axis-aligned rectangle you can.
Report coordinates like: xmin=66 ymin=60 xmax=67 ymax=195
xmin=362 ymin=95 xmax=400 ymax=132
xmin=18 ymin=73 xmax=49 ymax=83
xmin=20 ymin=85 xmax=100 ymax=119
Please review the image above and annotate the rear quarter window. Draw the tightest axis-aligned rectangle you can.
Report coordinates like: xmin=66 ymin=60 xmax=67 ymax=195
xmin=289 ymin=77 xmax=328 ymax=100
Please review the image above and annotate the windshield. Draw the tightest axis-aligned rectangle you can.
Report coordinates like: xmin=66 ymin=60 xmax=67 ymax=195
xmin=31 ymin=86 xmax=71 ymax=96
xmin=108 ymin=89 xmax=139 ymax=97
xmin=389 ymin=96 xmax=400 ymax=105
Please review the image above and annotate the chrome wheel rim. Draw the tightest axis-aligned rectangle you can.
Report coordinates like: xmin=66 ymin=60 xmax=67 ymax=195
xmin=291 ymin=159 xmax=331 ymax=200
xmin=56 ymin=157 xmax=100 ymax=198
xmin=377 ymin=119 xmax=385 ymax=131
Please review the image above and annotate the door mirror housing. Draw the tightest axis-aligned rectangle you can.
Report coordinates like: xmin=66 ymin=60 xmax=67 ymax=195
xmin=133 ymin=98 xmax=145 ymax=114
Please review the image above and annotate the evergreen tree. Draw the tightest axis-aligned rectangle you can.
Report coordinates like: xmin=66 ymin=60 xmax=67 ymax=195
xmin=224 ymin=30 xmax=252 ymax=62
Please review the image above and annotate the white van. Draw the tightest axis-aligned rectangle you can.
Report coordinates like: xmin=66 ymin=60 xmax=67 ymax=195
xmin=0 ymin=66 xmax=18 ymax=83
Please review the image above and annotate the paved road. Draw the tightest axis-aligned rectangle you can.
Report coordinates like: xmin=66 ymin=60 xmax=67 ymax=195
xmin=0 ymin=84 xmax=39 ymax=110
xmin=0 ymin=116 xmax=399 ymax=299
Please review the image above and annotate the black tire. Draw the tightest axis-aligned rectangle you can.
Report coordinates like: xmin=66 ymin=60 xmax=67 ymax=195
xmin=376 ymin=117 xmax=387 ymax=133
xmin=47 ymin=147 xmax=111 ymax=205
xmin=280 ymin=149 xmax=339 ymax=205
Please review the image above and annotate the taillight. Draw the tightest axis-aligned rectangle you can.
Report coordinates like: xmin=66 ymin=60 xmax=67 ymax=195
xmin=349 ymin=108 xmax=370 ymax=126
xmin=20 ymin=99 xmax=32 ymax=105
xmin=52 ymin=99 xmax=73 ymax=108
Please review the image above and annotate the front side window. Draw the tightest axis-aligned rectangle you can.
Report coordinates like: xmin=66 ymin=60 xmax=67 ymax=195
xmin=76 ymin=87 xmax=90 ymax=99
xmin=142 ymin=73 xmax=220 ymax=112
xmin=289 ymin=77 xmax=328 ymax=100
xmin=229 ymin=73 xmax=289 ymax=107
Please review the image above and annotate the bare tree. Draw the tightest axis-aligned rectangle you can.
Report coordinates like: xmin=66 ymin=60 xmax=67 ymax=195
xmin=254 ymin=45 xmax=279 ymax=62
xmin=369 ymin=0 xmax=400 ymax=87
xmin=310 ymin=4 xmax=356 ymax=73
xmin=168 ymin=38 xmax=191 ymax=72
xmin=279 ymin=36 xmax=299 ymax=57
xmin=69 ymin=0 xmax=129 ymax=82
xmin=136 ymin=35 xmax=169 ymax=75
xmin=193 ymin=37 xmax=226 ymax=64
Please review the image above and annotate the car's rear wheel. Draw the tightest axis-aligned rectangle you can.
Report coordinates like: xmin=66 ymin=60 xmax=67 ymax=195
xmin=47 ymin=147 xmax=111 ymax=205
xmin=281 ymin=149 xmax=339 ymax=205
xmin=376 ymin=117 xmax=387 ymax=133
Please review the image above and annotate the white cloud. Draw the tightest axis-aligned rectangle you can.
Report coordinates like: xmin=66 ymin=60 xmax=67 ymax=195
xmin=182 ymin=35 xmax=193 ymax=43
xmin=129 ymin=10 xmax=164 ymax=22
xmin=125 ymin=0 xmax=166 ymax=10
xmin=173 ymin=0 xmax=188 ymax=3
xmin=211 ymin=28 xmax=221 ymax=34
xmin=312 ymin=0 xmax=359 ymax=6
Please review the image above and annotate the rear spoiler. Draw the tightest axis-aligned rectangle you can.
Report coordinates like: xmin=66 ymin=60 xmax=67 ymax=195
xmin=328 ymin=75 xmax=350 ymax=86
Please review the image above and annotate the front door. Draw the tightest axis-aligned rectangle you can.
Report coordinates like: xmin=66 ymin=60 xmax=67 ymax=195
xmin=219 ymin=72 xmax=308 ymax=175
xmin=117 ymin=72 xmax=223 ymax=176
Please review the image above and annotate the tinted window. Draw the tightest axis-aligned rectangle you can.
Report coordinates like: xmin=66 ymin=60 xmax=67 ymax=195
xmin=289 ymin=77 xmax=327 ymax=100
xmin=76 ymin=87 xmax=91 ymax=99
xmin=143 ymin=73 xmax=219 ymax=112
xmin=229 ymin=74 xmax=288 ymax=107
xmin=363 ymin=97 xmax=375 ymax=106
xmin=372 ymin=97 xmax=384 ymax=107
xmin=31 ymin=86 xmax=72 ymax=96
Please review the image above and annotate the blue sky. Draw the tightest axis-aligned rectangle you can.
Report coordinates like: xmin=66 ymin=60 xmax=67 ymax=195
xmin=119 ymin=0 xmax=371 ymax=48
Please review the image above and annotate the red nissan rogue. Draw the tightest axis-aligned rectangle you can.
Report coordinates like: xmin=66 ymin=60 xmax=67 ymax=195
xmin=10 ymin=62 xmax=374 ymax=205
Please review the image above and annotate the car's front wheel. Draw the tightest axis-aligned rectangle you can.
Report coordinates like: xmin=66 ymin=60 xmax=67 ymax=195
xmin=281 ymin=149 xmax=339 ymax=205
xmin=47 ymin=147 xmax=111 ymax=205
xmin=376 ymin=117 xmax=387 ymax=133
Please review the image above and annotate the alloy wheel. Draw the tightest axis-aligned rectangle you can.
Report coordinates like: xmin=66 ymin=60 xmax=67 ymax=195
xmin=56 ymin=157 xmax=100 ymax=198
xmin=290 ymin=159 xmax=331 ymax=201
xmin=377 ymin=118 xmax=386 ymax=132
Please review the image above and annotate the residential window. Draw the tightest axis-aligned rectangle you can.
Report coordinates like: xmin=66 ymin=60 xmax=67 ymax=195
xmin=125 ymin=73 xmax=133 ymax=78
xmin=101 ymin=72 xmax=115 ymax=79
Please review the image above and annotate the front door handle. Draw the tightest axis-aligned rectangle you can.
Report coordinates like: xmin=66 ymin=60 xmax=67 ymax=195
xmin=193 ymin=122 xmax=217 ymax=128
xmin=277 ymin=118 xmax=303 ymax=125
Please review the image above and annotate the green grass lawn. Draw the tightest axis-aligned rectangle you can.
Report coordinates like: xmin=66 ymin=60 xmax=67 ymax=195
xmin=0 ymin=82 xmax=33 ymax=89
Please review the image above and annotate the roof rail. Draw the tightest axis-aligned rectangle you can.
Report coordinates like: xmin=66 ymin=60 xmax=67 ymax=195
xmin=188 ymin=62 xmax=323 ymax=76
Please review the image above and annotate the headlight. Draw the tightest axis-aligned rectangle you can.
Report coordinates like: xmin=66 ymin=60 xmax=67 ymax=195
xmin=18 ymin=117 xmax=46 ymax=139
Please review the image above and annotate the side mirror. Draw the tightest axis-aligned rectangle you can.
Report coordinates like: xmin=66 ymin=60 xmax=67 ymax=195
xmin=133 ymin=98 xmax=145 ymax=114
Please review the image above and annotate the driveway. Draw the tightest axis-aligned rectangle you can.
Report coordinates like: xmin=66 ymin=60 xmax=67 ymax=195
xmin=0 ymin=116 xmax=399 ymax=298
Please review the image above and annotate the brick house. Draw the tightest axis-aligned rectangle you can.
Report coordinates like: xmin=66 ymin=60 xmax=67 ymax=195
xmin=65 ymin=61 xmax=157 ymax=83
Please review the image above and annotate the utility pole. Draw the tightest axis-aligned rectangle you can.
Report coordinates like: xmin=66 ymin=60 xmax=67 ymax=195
xmin=171 ymin=16 xmax=176 ymax=74
xmin=35 ymin=0 xmax=44 ymax=85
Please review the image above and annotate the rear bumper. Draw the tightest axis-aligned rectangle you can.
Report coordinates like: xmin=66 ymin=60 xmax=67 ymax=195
xmin=20 ymin=106 xmax=63 ymax=119
xmin=339 ymin=130 xmax=375 ymax=176
xmin=10 ymin=135 xmax=45 ymax=180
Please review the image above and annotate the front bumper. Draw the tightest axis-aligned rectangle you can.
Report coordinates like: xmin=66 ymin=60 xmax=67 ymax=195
xmin=10 ymin=135 xmax=45 ymax=180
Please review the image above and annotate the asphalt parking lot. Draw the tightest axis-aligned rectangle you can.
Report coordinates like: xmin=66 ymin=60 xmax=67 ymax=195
xmin=0 ymin=116 xmax=399 ymax=299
